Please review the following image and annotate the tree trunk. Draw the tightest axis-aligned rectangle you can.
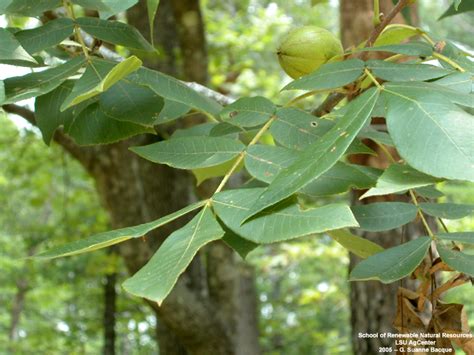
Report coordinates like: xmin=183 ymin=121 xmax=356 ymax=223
xmin=46 ymin=1 xmax=260 ymax=354
xmin=339 ymin=1 xmax=423 ymax=354
xmin=9 ymin=278 xmax=28 ymax=343
xmin=103 ymin=271 xmax=117 ymax=355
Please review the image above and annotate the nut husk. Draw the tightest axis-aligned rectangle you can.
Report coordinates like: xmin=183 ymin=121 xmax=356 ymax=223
xmin=277 ymin=26 xmax=344 ymax=79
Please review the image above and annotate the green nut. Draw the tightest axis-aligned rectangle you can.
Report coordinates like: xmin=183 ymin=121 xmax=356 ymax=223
xmin=277 ymin=26 xmax=344 ymax=79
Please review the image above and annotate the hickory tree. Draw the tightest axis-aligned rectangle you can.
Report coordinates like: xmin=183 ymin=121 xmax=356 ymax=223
xmin=1 ymin=0 xmax=472 ymax=348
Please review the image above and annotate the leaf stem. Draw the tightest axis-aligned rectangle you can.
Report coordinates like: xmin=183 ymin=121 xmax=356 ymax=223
xmin=421 ymin=33 xmax=436 ymax=46
xmin=373 ymin=0 xmax=381 ymax=26
xmin=384 ymin=53 xmax=404 ymax=62
xmin=364 ymin=68 xmax=382 ymax=89
xmin=363 ymin=0 xmax=410 ymax=51
xmin=409 ymin=190 xmax=434 ymax=238
xmin=313 ymin=0 xmax=410 ymax=116
xmin=418 ymin=195 xmax=450 ymax=234
xmin=432 ymin=52 xmax=466 ymax=72
xmin=374 ymin=141 xmax=435 ymax=239
xmin=63 ymin=0 xmax=90 ymax=59
xmin=212 ymin=115 xmax=277 ymax=195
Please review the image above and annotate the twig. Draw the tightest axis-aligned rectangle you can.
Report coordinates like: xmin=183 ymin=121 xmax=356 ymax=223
xmin=312 ymin=0 xmax=410 ymax=116
xmin=373 ymin=0 xmax=381 ymax=26
xmin=63 ymin=0 xmax=90 ymax=59
xmin=211 ymin=115 xmax=277 ymax=196
xmin=2 ymin=104 xmax=92 ymax=164
xmin=2 ymin=104 xmax=36 ymax=125
xmin=312 ymin=92 xmax=345 ymax=116
xmin=364 ymin=68 xmax=382 ymax=89
xmin=185 ymin=83 xmax=235 ymax=105
xmin=432 ymin=52 xmax=466 ymax=72
xmin=362 ymin=0 xmax=410 ymax=53
xmin=81 ymin=31 xmax=124 ymax=62
xmin=409 ymin=190 xmax=434 ymax=238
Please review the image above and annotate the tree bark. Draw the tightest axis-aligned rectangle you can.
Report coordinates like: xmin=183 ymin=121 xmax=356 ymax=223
xmin=9 ymin=278 xmax=28 ymax=343
xmin=103 ymin=271 xmax=117 ymax=355
xmin=339 ymin=1 xmax=423 ymax=354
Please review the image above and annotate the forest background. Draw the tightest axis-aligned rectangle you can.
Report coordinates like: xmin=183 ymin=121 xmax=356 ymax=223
xmin=0 ymin=0 xmax=473 ymax=354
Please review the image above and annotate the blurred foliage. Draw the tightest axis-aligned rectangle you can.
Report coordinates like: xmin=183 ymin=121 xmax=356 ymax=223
xmin=0 ymin=0 xmax=473 ymax=353
xmin=0 ymin=114 xmax=157 ymax=353
xmin=249 ymin=236 xmax=351 ymax=354
xmin=419 ymin=0 xmax=474 ymax=47
xmin=438 ymin=181 xmax=474 ymax=330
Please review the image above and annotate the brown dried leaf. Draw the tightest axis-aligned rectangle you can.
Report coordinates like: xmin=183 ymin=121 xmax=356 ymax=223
xmin=432 ymin=302 xmax=474 ymax=353
xmin=393 ymin=288 xmax=426 ymax=333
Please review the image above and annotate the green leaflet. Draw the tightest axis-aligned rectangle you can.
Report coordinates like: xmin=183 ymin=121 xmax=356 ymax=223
xmin=244 ymin=144 xmax=380 ymax=196
xmin=384 ymin=81 xmax=473 ymax=108
xmin=172 ymin=123 xmax=218 ymax=138
xmin=99 ymin=80 xmax=164 ymax=126
xmin=68 ymin=103 xmax=153 ymax=145
xmin=122 ymin=207 xmax=224 ymax=305
xmin=327 ymin=229 xmax=383 ymax=259
xmin=361 ymin=164 xmax=442 ymax=199
xmin=374 ymin=24 xmax=421 ymax=47
xmin=220 ymin=96 xmax=275 ymax=127
xmin=146 ymin=0 xmax=160 ymax=43
xmin=192 ymin=157 xmax=243 ymax=186
xmin=414 ymin=186 xmax=444 ymax=199
xmin=35 ymin=80 xmax=86 ymax=145
xmin=61 ymin=56 xmax=142 ymax=110
xmin=73 ymin=0 xmax=113 ymax=11
xmin=244 ymin=88 xmax=379 ymax=221
xmin=436 ymin=232 xmax=474 ymax=245
xmin=383 ymin=87 xmax=474 ymax=182
xmin=3 ymin=55 xmax=86 ymax=104
xmin=270 ymin=107 xmax=374 ymax=155
xmin=437 ymin=245 xmax=474 ymax=277
xmin=434 ymin=72 xmax=472 ymax=94
xmin=221 ymin=227 xmax=259 ymax=260
xmin=129 ymin=67 xmax=222 ymax=117
xmin=76 ymin=17 xmax=154 ymax=52
xmin=210 ymin=122 xmax=243 ymax=137
xmin=439 ymin=41 xmax=473 ymax=74
xmin=350 ymin=237 xmax=431 ymax=283
xmin=213 ymin=188 xmax=359 ymax=244
xmin=439 ymin=0 xmax=474 ymax=19
xmin=359 ymin=129 xmax=394 ymax=146
xmin=283 ymin=59 xmax=365 ymax=91
xmin=357 ymin=42 xmax=433 ymax=57
xmin=130 ymin=136 xmax=245 ymax=169
xmin=419 ymin=203 xmax=474 ymax=220
xmin=0 ymin=81 xmax=4 ymax=104
xmin=2 ymin=0 xmax=61 ymax=16
xmin=351 ymin=202 xmax=418 ymax=232
xmin=155 ymin=99 xmax=190 ymax=124
xmin=0 ymin=27 xmax=37 ymax=64
xmin=73 ymin=0 xmax=138 ymax=18
xmin=35 ymin=200 xmax=206 ymax=259
xmin=367 ymin=60 xmax=452 ymax=82
xmin=99 ymin=0 xmax=138 ymax=19
xmin=15 ymin=18 xmax=74 ymax=54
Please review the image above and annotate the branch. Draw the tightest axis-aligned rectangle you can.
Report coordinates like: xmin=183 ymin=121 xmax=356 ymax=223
xmin=2 ymin=104 xmax=93 ymax=165
xmin=186 ymin=82 xmax=234 ymax=105
xmin=361 ymin=0 xmax=411 ymax=54
xmin=312 ymin=0 xmax=410 ymax=116
xmin=81 ymin=31 xmax=235 ymax=106
xmin=311 ymin=92 xmax=346 ymax=116
xmin=3 ymin=104 xmax=36 ymax=125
